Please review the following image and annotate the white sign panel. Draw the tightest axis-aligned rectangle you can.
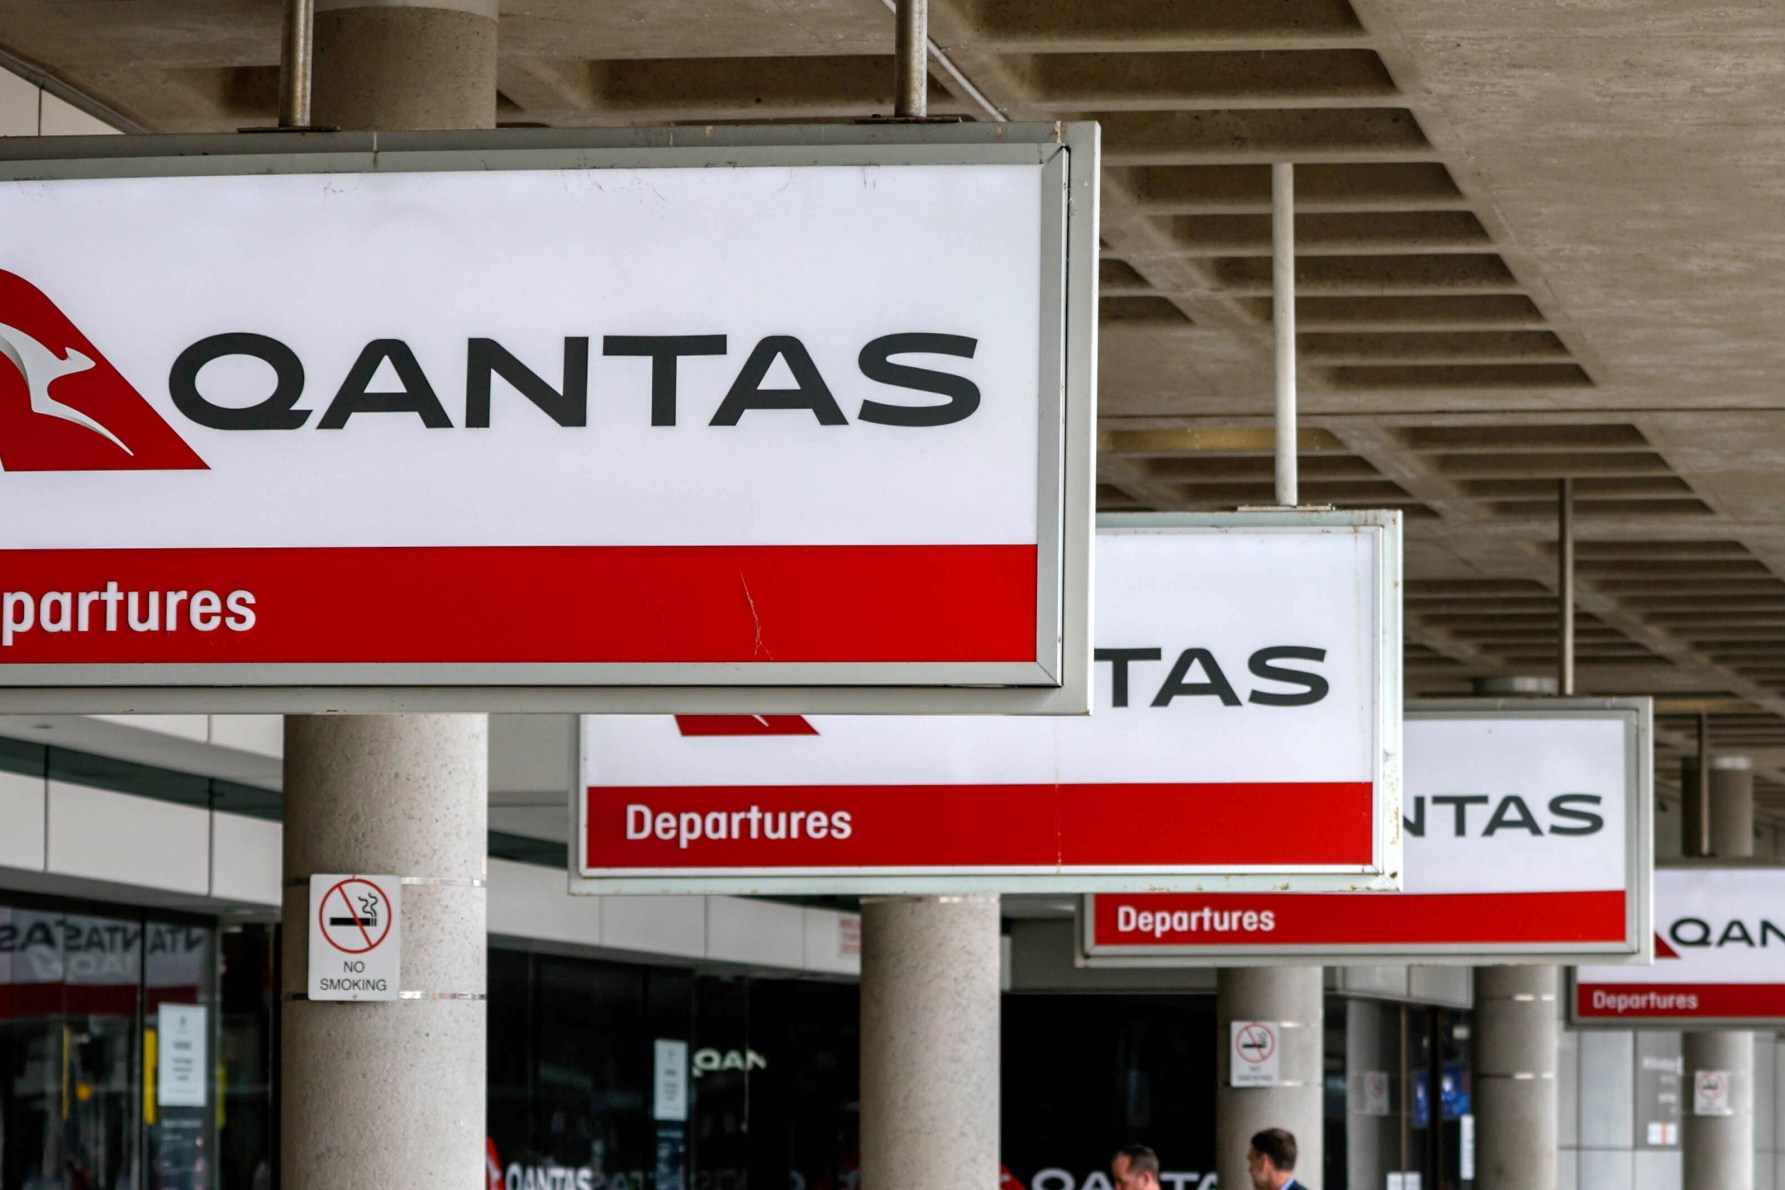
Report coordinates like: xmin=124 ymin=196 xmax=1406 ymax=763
xmin=575 ymin=511 xmax=1401 ymax=894
xmin=1360 ymin=1070 xmax=1391 ymax=1117
xmin=653 ymin=1039 xmax=689 ymax=1122
xmin=1084 ymin=700 xmax=1651 ymax=964
xmin=156 ymin=1002 xmax=207 ymax=1108
xmin=1576 ymin=864 xmax=1785 ymax=1026
xmin=1230 ymin=1021 xmax=1281 ymax=1087
xmin=1694 ymin=1070 xmax=1733 ymax=1116
xmin=0 ymin=125 xmax=1095 ymax=714
xmin=307 ymin=874 xmax=400 ymax=1002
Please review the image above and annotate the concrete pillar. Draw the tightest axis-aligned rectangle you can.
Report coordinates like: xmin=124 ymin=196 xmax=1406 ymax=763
xmin=312 ymin=0 xmax=498 ymax=131
xmin=279 ymin=13 xmax=496 ymax=1183
xmin=1345 ymin=997 xmax=1396 ymax=1188
xmin=1685 ymin=756 xmax=1756 ymax=1188
xmin=1682 ymin=753 xmax=1756 ymax=858
xmin=1467 ymin=677 xmax=1562 ymax=1189
xmin=1686 ymin=1031 xmax=1755 ymax=1187
xmin=1216 ymin=967 xmax=1323 ymax=1187
xmin=1473 ymin=966 xmax=1559 ymax=1189
xmin=860 ymin=895 xmax=1000 ymax=1190
xmin=281 ymin=715 xmax=488 ymax=1186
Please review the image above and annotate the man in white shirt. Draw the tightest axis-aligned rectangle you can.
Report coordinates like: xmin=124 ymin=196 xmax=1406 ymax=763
xmin=1247 ymin=1128 xmax=1306 ymax=1190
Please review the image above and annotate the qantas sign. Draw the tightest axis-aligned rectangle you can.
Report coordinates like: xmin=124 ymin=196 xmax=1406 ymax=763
xmin=576 ymin=516 xmax=1403 ymax=896
xmin=0 ymin=129 xmax=1096 ymax=710
xmin=1576 ymin=865 xmax=1785 ymax=1025
xmin=1083 ymin=700 xmax=1652 ymax=965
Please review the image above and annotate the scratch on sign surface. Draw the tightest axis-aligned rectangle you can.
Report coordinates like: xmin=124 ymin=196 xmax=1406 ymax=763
xmin=738 ymin=572 xmax=771 ymax=660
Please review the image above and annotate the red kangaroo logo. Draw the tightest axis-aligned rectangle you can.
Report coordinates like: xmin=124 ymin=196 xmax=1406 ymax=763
xmin=0 ymin=270 xmax=206 ymax=471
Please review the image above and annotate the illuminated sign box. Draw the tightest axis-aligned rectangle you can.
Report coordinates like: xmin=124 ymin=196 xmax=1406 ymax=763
xmin=1081 ymin=699 xmax=1653 ymax=965
xmin=1575 ymin=863 xmax=1785 ymax=1027
xmin=574 ymin=512 xmax=1401 ymax=895
xmin=0 ymin=124 xmax=1096 ymax=714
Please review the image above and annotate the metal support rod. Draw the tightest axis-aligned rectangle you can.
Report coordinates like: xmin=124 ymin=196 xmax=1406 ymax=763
xmin=1558 ymin=477 xmax=1574 ymax=696
xmin=894 ymin=0 xmax=928 ymax=119
xmin=279 ymin=0 xmax=313 ymax=127
xmin=1272 ymin=162 xmax=1297 ymax=507
xmin=1697 ymin=711 xmax=1712 ymax=858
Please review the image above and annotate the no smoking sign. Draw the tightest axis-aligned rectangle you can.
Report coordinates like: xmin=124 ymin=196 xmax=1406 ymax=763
xmin=1230 ymin=1020 xmax=1282 ymax=1087
xmin=308 ymin=874 xmax=401 ymax=1001
xmin=1694 ymin=1069 xmax=1734 ymax=1117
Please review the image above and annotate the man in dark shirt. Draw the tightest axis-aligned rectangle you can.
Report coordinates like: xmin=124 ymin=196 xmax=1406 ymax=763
xmin=1247 ymin=1129 xmax=1307 ymax=1190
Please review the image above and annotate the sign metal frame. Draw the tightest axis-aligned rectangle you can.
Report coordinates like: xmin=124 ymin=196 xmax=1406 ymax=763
xmin=0 ymin=122 xmax=1096 ymax=714
xmin=1078 ymin=697 xmax=1653 ymax=966
xmin=1570 ymin=858 xmax=1785 ymax=1029
xmin=571 ymin=509 xmax=1402 ymax=896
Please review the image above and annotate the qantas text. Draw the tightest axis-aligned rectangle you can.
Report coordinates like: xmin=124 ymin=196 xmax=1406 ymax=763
xmin=170 ymin=332 xmax=984 ymax=430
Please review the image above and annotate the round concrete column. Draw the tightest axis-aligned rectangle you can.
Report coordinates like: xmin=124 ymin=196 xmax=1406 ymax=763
xmin=1216 ymin=967 xmax=1323 ymax=1187
xmin=1472 ymin=966 xmax=1558 ymax=1190
xmin=1685 ymin=1030 xmax=1755 ymax=1187
xmin=1684 ymin=755 xmax=1754 ymax=1187
xmin=1345 ymin=997 xmax=1395 ymax=1189
xmin=312 ymin=0 xmax=498 ymax=131
xmin=860 ymin=895 xmax=1000 ymax=1190
xmin=280 ymin=715 xmax=489 ymax=1187
xmin=1466 ymin=677 xmax=1560 ymax=1190
xmin=280 ymin=14 xmax=495 ymax=1182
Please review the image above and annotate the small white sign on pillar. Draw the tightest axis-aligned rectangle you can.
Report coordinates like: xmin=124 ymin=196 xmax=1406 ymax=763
xmin=1694 ymin=1070 xmax=1734 ymax=1116
xmin=1230 ymin=1021 xmax=1282 ymax=1087
xmin=1459 ymin=1114 xmax=1476 ymax=1179
xmin=1360 ymin=1070 xmax=1391 ymax=1116
xmin=308 ymin=874 xmax=401 ymax=1002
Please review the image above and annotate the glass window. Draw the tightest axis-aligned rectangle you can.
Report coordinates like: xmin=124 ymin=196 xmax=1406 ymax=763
xmin=487 ymin=951 xmax=690 ymax=1190
xmin=0 ymin=905 xmax=145 ymax=1190
xmin=145 ymin=922 xmax=216 ymax=1190
xmin=486 ymin=951 xmax=859 ymax=1190
xmin=1003 ymin=995 xmax=1219 ymax=1190
xmin=215 ymin=925 xmax=275 ymax=1190
xmin=0 ymin=898 xmax=228 ymax=1190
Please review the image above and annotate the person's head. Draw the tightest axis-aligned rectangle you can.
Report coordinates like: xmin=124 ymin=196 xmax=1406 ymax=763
xmin=1246 ymin=1129 xmax=1297 ymax=1190
xmin=1111 ymin=1144 xmax=1160 ymax=1190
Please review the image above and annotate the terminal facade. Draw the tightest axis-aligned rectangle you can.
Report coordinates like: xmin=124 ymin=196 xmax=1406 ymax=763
xmin=0 ymin=711 xmax=1781 ymax=1188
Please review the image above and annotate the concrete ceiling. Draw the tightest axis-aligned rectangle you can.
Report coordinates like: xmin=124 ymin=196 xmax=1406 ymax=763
xmin=4 ymin=0 xmax=1784 ymax=811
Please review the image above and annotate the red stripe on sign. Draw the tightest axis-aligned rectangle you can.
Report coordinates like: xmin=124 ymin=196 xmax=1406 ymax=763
xmin=1576 ymin=983 xmax=1785 ymax=1020
xmin=0 ymin=544 xmax=1036 ymax=665
xmin=675 ymin=716 xmax=819 ymax=737
xmin=1094 ymin=890 xmax=1628 ymax=948
xmin=583 ymin=781 xmax=1374 ymax=869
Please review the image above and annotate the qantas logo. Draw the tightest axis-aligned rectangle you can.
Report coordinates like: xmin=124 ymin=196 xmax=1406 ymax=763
xmin=0 ymin=271 xmax=206 ymax=472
